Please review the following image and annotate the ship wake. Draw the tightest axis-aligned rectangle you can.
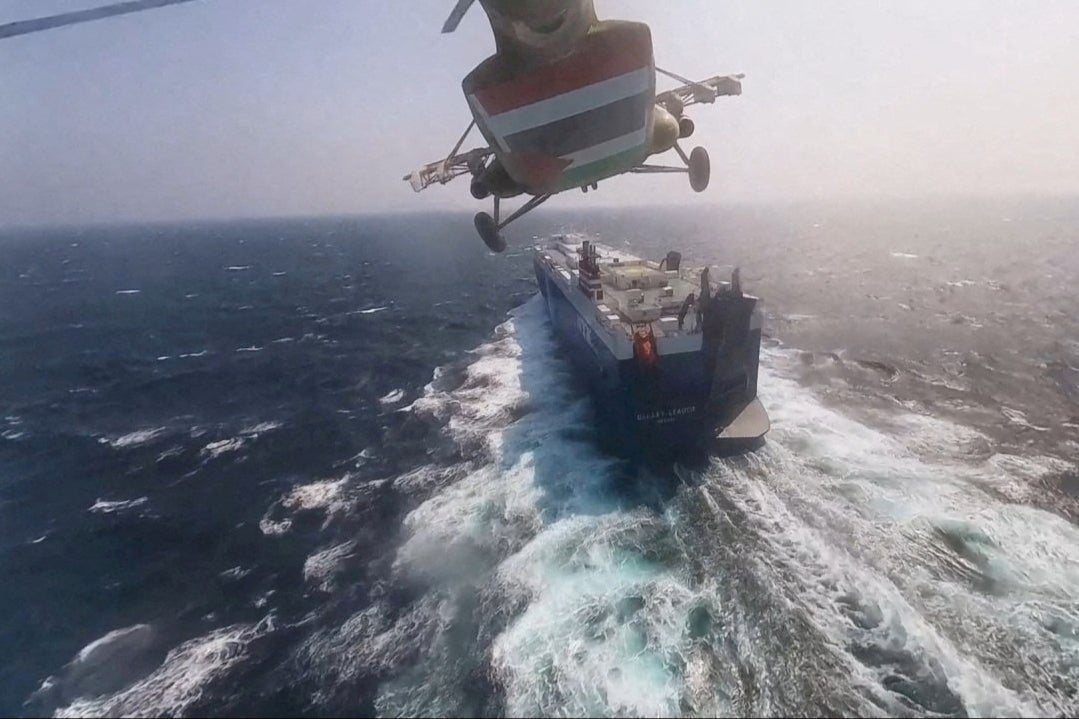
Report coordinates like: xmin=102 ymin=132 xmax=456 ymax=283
xmin=331 ymin=296 xmax=1079 ymax=716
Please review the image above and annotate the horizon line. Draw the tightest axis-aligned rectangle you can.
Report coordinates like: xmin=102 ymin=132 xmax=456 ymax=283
xmin=3 ymin=191 xmax=1078 ymax=233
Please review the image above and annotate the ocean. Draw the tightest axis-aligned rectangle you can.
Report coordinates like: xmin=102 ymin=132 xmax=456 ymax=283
xmin=1 ymin=199 xmax=1077 ymax=717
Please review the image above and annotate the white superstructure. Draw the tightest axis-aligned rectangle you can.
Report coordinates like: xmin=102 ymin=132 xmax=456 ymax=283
xmin=535 ymin=236 xmax=755 ymax=360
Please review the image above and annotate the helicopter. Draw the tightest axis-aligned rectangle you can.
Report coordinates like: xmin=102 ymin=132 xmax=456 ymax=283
xmin=405 ymin=0 xmax=744 ymax=252
xmin=2 ymin=0 xmax=742 ymax=254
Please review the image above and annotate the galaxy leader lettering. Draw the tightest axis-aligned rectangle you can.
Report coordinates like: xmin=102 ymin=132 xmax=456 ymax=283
xmin=637 ymin=406 xmax=696 ymax=422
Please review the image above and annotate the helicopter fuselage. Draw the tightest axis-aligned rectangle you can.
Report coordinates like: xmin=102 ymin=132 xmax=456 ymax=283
xmin=464 ymin=18 xmax=680 ymax=198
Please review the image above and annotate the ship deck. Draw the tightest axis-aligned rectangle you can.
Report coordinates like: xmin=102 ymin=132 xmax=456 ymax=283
xmin=540 ymin=237 xmax=719 ymax=339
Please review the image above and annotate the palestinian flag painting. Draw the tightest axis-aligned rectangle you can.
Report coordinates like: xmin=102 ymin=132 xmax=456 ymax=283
xmin=465 ymin=23 xmax=656 ymax=194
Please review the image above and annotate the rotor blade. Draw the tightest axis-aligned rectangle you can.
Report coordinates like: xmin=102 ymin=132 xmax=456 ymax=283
xmin=0 ymin=0 xmax=199 ymax=41
xmin=441 ymin=0 xmax=476 ymax=33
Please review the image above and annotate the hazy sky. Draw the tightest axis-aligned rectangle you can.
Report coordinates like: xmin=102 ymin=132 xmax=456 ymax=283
xmin=2 ymin=0 xmax=1078 ymax=226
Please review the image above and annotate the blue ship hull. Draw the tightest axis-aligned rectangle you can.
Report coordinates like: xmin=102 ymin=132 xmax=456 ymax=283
xmin=534 ymin=253 xmax=764 ymax=456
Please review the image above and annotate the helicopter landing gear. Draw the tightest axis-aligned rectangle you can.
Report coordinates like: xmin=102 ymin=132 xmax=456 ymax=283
xmin=474 ymin=211 xmax=504 ymax=253
xmin=673 ymin=142 xmax=710 ymax=192
xmin=628 ymin=142 xmax=711 ymax=193
xmin=687 ymin=146 xmax=710 ymax=192
xmin=474 ymin=193 xmax=552 ymax=253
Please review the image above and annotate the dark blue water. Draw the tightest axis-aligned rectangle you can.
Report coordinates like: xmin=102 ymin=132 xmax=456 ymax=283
xmin=2 ymin=203 xmax=1077 ymax=717
xmin=0 ymin=214 xmax=535 ymax=716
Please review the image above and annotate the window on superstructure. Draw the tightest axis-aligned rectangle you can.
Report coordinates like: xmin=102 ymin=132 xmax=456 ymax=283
xmin=596 ymin=290 xmax=604 ymax=300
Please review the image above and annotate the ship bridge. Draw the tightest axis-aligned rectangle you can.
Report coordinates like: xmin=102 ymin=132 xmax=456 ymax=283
xmin=544 ymin=237 xmax=715 ymax=337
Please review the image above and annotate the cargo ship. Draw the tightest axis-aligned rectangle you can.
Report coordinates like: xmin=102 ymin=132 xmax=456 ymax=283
xmin=534 ymin=236 xmax=769 ymax=455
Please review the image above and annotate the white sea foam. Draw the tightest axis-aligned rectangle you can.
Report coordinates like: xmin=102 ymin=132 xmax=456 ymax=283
xmin=240 ymin=421 xmax=281 ymax=436
xmin=56 ymin=619 xmax=273 ymax=718
xmin=103 ymin=291 xmax=1065 ymax=715
xmin=188 ymin=421 xmax=278 ymax=459
xmin=88 ymin=497 xmax=149 ymax=515
xmin=1001 ymin=406 xmax=1050 ymax=432
xmin=74 ymin=624 xmax=154 ymax=667
xmin=360 ymin=296 xmax=1079 ymax=717
xmin=218 ymin=566 xmax=251 ymax=581
xmin=282 ymin=477 xmax=348 ymax=512
xmin=379 ymin=389 xmax=405 ymax=406
xmin=200 ymin=438 xmax=246 ymax=459
xmin=683 ymin=349 xmax=1079 ymax=715
xmin=101 ymin=428 xmax=167 ymax=449
xmin=258 ymin=517 xmax=292 ymax=536
xmin=30 ymin=624 xmax=159 ymax=710
xmin=303 ymin=541 xmax=355 ymax=592
xmin=375 ymin=299 xmax=710 ymax=716
xmin=258 ymin=477 xmax=352 ymax=537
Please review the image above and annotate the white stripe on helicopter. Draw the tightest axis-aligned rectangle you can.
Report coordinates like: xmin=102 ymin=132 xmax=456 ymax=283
xmin=473 ymin=66 xmax=650 ymax=139
xmin=560 ymin=127 xmax=647 ymax=167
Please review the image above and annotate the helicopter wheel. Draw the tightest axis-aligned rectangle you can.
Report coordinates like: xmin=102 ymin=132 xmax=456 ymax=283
xmin=474 ymin=212 xmax=506 ymax=253
xmin=678 ymin=117 xmax=695 ymax=139
xmin=688 ymin=146 xmax=710 ymax=193
xmin=470 ymin=179 xmax=490 ymax=200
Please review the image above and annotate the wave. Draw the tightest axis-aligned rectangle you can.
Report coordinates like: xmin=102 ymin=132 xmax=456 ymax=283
xmin=55 ymin=619 xmax=274 ymax=718
xmin=358 ymin=297 xmax=1078 ymax=716
xmin=379 ymin=389 xmax=406 ymax=406
xmin=282 ymin=477 xmax=349 ymax=513
xmin=241 ymin=421 xmax=281 ymax=437
xmin=48 ymin=295 xmax=1078 ymax=717
xmin=304 ymin=541 xmax=356 ymax=593
xmin=259 ymin=477 xmax=352 ymax=537
xmin=88 ymin=497 xmax=149 ymax=515
xmin=30 ymin=624 xmax=158 ymax=714
xmin=200 ymin=438 xmax=246 ymax=460
xmin=100 ymin=428 xmax=167 ymax=449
